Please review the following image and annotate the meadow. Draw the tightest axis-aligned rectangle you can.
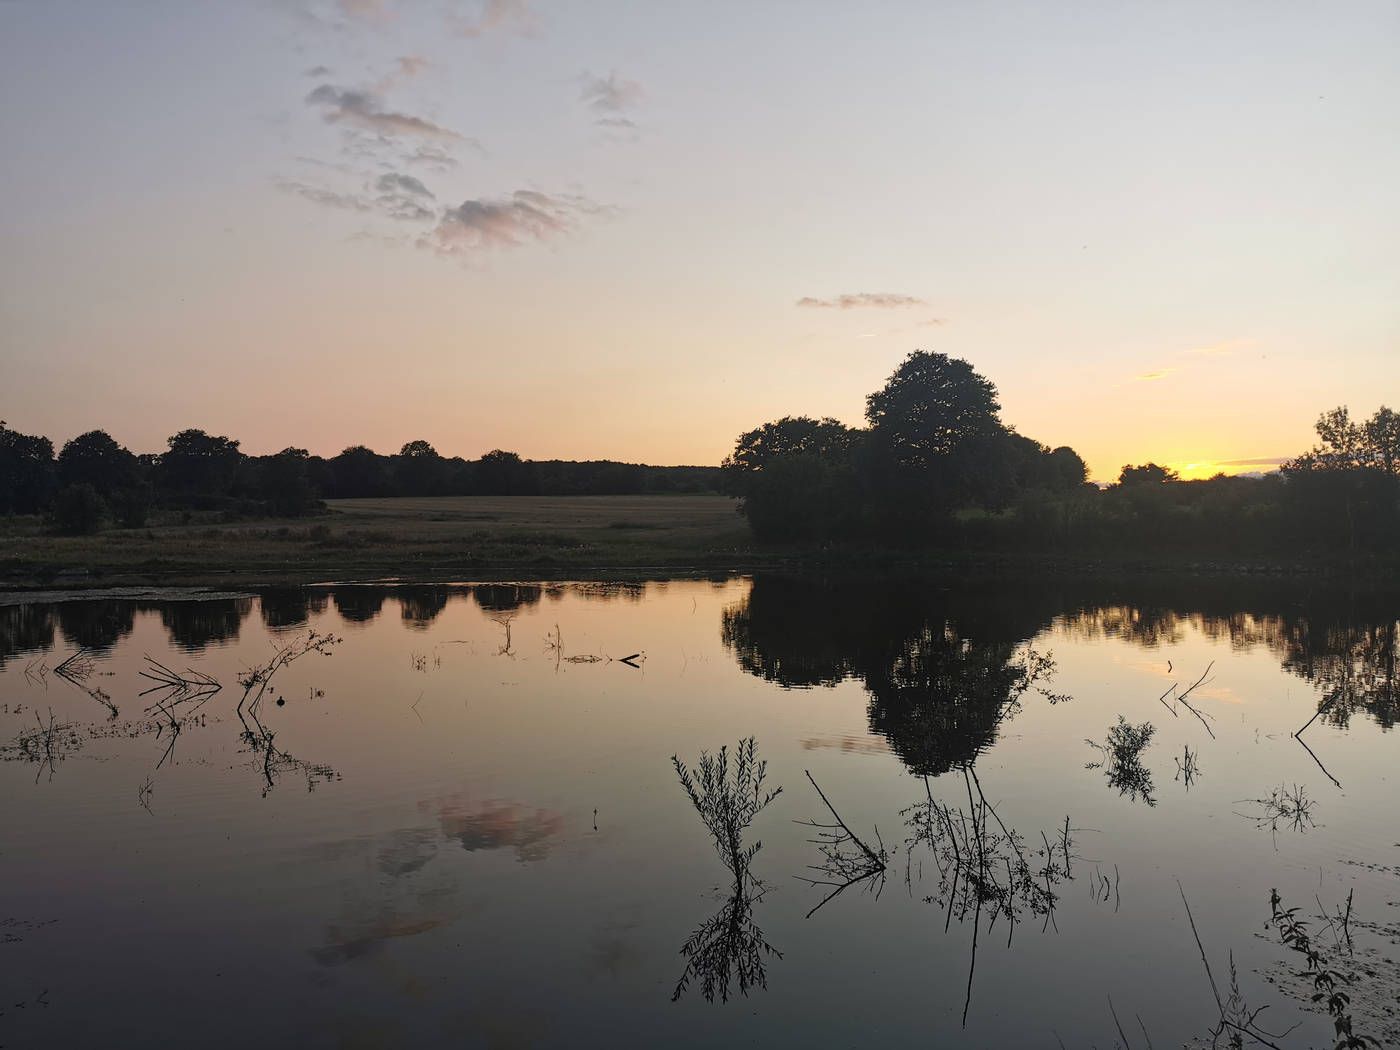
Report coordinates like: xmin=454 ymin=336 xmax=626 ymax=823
xmin=0 ymin=494 xmax=754 ymax=587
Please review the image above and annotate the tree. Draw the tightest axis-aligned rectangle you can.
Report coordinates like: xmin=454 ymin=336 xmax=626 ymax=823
xmin=475 ymin=449 xmax=535 ymax=495
xmin=395 ymin=439 xmax=446 ymax=495
xmin=330 ymin=445 xmax=391 ymax=498
xmin=57 ymin=430 xmax=135 ymax=493
xmin=1047 ymin=446 xmax=1090 ymax=491
xmin=159 ymin=429 xmax=243 ymax=500
xmin=258 ymin=447 xmax=321 ymax=516
xmin=48 ymin=483 xmax=107 ymax=535
xmin=722 ymin=416 xmax=856 ymax=486
xmin=1363 ymin=407 xmax=1400 ymax=476
xmin=864 ymin=352 xmax=1002 ymax=473
xmin=0 ymin=421 xmax=55 ymax=515
xmin=1117 ymin=463 xmax=1178 ymax=487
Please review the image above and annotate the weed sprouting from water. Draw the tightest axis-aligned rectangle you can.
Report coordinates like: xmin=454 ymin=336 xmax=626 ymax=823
xmin=1086 ymin=716 xmax=1157 ymax=806
xmin=1236 ymin=783 xmax=1319 ymax=847
xmin=672 ymin=737 xmax=782 ymax=886
xmin=671 ymin=737 xmax=783 ymax=1003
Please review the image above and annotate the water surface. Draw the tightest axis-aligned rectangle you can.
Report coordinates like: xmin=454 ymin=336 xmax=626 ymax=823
xmin=2 ymin=576 xmax=1397 ymax=1048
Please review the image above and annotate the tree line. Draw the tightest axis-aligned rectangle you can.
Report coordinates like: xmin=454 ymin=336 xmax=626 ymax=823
xmin=722 ymin=351 xmax=1400 ymax=558
xmin=0 ymin=424 xmax=720 ymax=534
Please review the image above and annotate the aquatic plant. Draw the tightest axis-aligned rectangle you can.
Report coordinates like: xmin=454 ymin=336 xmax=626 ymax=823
xmin=1085 ymin=716 xmax=1156 ymax=806
xmin=671 ymin=736 xmax=782 ymax=885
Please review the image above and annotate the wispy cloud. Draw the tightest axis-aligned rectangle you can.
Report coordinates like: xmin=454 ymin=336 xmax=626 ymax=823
xmin=448 ymin=0 xmax=537 ymax=38
xmin=305 ymin=65 xmax=333 ymax=77
xmin=403 ymin=142 xmax=463 ymax=170
xmin=579 ymin=71 xmax=644 ymax=113
xmin=916 ymin=317 xmax=947 ymax=327
xmin=374 ymin=172 xmax=435 ymax=220
xmin=274 ymin=178 xmax=372 ymax=212
xmin=339 ymin=0 xmax=391 ymax=21
xmin=1214 ymin=456 xmax=1288 ymax=467
xmin=276 ymin=171 xmax=439 ymax=222
xmin=1185 ymin=338 xmax=1249 ymax=356
xmin=424 ymin=190 xmax=606 ymax=254
xmin=307 ymin=84 xmax=462 ymax=141
xmin=1132 ymin=369 xmax=1176 ymax=382
xmin=796 ymin=293 xmax=928 ymax=310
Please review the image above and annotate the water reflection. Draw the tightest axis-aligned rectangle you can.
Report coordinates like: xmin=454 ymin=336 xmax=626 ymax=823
xmin=332 ymin=585 xmax=385 ymax=623
xmin=160 ymin=598 xmax=251 ymax=651
xmin=57 ymin=601 xmax=135 ymax=652
xmin=258 ymin=587 xmax=328 ymax=631
xmin=472 ymin=584 xmax=543 ymax=613
xmin=0 ymin=604 xmax=54 ymax=668
xmin=427 ymin=791 xmax=565 ymax=863
xmin=396 ymin=586 xmax=451 ymax=629
xmin=723 ymin=577 xmax=1066 ymax=776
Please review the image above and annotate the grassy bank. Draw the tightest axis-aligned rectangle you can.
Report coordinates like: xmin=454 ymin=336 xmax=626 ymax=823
xmin=1 ymin=493 xmax=1393 ymax=591
xmin=0 ymin=495 xmax=757 ymax=588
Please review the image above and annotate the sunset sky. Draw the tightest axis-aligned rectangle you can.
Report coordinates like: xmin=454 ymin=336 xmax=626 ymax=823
xmin=2 ymin=1 xmax=1396 ymax=482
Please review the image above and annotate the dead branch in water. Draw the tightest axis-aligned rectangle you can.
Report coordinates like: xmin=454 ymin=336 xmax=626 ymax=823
xmin=794 ymin=770 xmax=887 ymax=917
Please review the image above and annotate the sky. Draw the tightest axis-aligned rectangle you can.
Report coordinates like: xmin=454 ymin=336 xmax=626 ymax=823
xmin=1 ymin=1 xmax=1396 ymax=482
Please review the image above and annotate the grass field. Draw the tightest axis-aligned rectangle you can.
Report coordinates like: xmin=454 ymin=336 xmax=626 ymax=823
xmin=0 ymin=494 xmax=756 ymax=588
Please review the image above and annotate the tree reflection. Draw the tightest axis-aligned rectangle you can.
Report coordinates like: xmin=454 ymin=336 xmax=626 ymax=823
xmin=258 ymin=587 xmax=328 ymax=630
xmin=0 ymin=604 xmax=54 ymax=669
xmin=722 ymin=576 xmax=1067 ymax=776
xmin=471 ymin=584 xmax=543 ymax=614
xmin=159 ymin=598 xmax=251 ymax=651
xmin=332 ymin=586 xmax=385 ymax=623
xmin=1056 ymin=584 xmax=1400 ymax=731
xmin=396 ymin=586 xmax=452 ymax=629
xmin=57 ymin=601 xmax=136 ymax=652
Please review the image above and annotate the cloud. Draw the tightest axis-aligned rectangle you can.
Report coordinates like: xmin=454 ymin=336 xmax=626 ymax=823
xmin=339 ymin=0 xmax=391 ymax=22
xmin=305 ymin=65 xmax=332 ymax=77
xmin=274 ymin=178 xmax=371 ymax=212
xmin=374 ymin=172 xmax=436 ymax=220
xmin=1213 ymin=457 xmax=1289 ymax=467
xmin=307 ymin=84 xmax=462 ymax=141
xmin=276 ymin=172 xmax=439 ymax=222
xmin=595 ymin=116 xmax=637 ymax=130
xmin=916 ymin=317 xmax=948 ymax=327
xmin=796 ymin=293 xmax=928 ymax=310
xmin=579 ymin=71 xmax=644 ymax=113
xmin=1132 ymin=369 xmax=1176 ymax=381
xmin=449 ymin=0 xmax=537 ymax=38
xmin=424 ymin=190 xmax=604 ymax=253
xmin=1184 ymin=338 xmax=1249 ymax=356
xmin=396 ymin=55 xmax=430 ymax=77
xmin=403 ymin=142 xmax=463 ymax=171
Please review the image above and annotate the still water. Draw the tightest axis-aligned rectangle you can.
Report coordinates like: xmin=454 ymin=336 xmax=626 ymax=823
xmin=2 ymin=576 xmax=1397 ymax=1048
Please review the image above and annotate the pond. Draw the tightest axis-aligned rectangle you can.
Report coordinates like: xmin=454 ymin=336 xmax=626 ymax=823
xmin=2 ymin=576 xmax=1397 ymax=1048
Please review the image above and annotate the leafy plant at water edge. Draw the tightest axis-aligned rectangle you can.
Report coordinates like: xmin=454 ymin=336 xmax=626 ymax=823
xmin=1268 ymin=889 xmax=1380 ymax=1050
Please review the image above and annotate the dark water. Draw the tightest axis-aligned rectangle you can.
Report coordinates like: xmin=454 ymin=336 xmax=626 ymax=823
xmin=2 ymin=577 xmax=1397 ymax=1048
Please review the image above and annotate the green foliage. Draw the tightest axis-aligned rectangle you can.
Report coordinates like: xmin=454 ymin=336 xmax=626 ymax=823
xmin=1267 ymin=889 xmax=1380 ymax=1049
xmin=48 ymin=482 xmax=108 ymax=535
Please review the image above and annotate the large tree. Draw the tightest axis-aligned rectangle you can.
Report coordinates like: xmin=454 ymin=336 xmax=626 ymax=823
xmin=158 ymin=429 xmax=243 ymax=499
xmin=864 ymin=351 xmax=1002 ymax=473
xmin=0 ymin=421 xmax=54 ymax=514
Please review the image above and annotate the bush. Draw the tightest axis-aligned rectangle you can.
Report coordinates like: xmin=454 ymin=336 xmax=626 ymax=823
xmin=48 ymin=483 xmax=108 ymax=535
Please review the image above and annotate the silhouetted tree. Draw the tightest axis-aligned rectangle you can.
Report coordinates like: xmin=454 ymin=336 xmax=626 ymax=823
xmin=474 ymin=449 xmax=535 ymax=495
xmin=0 ymin=421 xmax=54 ymax=514
xmin=330 ymin=445 xmax=391 ymax=498
xmin=158 ymin=429 xmax=243 ymax=501
xmin=55 ymin=431 xmax=149 ymax=526
xmin=1117 ymin=463 xmax=1178 ymax=486
xmin=396 ymin=440 xmax=447 ymax=495
xmin=258 ymin=447 xmax=322 ymax=516
xmin=48 ymin=483 xmax=107 ymax=535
